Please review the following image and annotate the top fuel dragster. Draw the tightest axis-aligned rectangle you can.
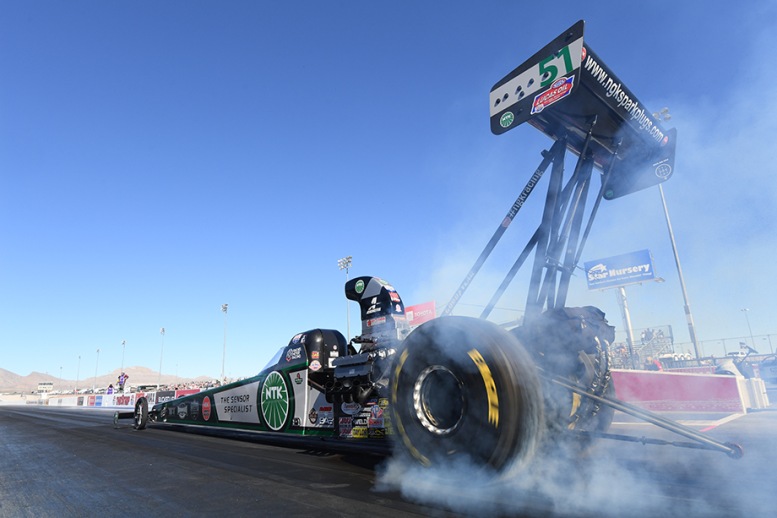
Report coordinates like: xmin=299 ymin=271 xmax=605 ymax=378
xmin=117 ymin=20 xmax=743 ymax=474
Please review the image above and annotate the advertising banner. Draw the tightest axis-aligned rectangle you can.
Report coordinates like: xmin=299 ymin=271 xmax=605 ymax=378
xmin=585 ymin=249 xmax=655 ymax=289
xmin=405 ymin=301 xmax=436 ymax=327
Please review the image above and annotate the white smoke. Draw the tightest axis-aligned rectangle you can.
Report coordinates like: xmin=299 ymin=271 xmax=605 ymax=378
xmin=376 ymin=424 xmax=777 ymax=517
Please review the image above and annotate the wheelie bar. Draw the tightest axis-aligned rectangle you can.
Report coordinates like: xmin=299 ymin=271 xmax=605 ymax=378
xmin=549 ymin=375 xmax=744 ymax=459
xmin=575 ymin=430 xmax=740 ymax=455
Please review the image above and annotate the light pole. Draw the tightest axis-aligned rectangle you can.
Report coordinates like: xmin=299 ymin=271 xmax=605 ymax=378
xmin=221 ymin=304 xmax=228 ymax=382
xmin=121 ymin=340 xmax=126 ymax=374
xmin=338 ymin=256 xmax=352 ymax=339
xmin=75 ymin=355 xmax=81 ymax=393
xmin=659 ymin=180 xmax=700 ymax=361
xmin=741 ymin=308 xmax=756 ymax=349
xmin=158 ymin=328 xmax=165 ymax=389
xmin=93 ymin=348 xmax=100 ymax=393
xmin=652 ymin=107 xmax=701 ymax=361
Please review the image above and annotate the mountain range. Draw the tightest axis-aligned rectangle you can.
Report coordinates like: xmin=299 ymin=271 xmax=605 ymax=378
xmin=0 ymin=366 xmax=212 ymax=393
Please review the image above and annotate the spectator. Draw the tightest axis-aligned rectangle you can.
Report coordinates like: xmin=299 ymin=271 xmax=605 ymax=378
xmin=644 ymin=356 xmax=663 ymax=371
xmin=117 ymin=372 xmax=129 ymax=393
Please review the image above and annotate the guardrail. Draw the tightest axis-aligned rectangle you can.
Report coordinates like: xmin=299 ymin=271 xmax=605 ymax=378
xmin=611 ymin=369 xmax=769 ymax=412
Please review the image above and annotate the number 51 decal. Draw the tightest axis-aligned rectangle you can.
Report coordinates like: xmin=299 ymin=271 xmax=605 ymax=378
xmin=539 ymin=46 xmax=574 ymax=88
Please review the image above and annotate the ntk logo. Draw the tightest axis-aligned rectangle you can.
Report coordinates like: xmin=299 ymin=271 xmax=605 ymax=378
xmin=261 ymin=371 xmax=289 ymax=431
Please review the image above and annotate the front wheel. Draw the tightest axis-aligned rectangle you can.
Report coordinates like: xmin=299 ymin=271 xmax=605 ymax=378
xmin=133 ymin=397 xmax=148 ymax=430
xmin=390 ymin=317 xmax=544 ymax=475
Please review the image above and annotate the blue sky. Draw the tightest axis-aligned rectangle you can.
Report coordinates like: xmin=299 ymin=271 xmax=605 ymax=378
xmin=2 ymin=1 xmax=776 ymax=380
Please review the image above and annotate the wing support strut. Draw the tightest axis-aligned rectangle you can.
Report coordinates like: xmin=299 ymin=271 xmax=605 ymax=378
xmin=445 ymin=117 xmax=610 ymax=323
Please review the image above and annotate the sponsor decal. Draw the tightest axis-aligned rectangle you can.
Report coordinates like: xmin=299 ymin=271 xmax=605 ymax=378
xmin=292 ymin=333 xmax=302 ymax=344
xmin=218 ymin=394 xmax=251 ymax=413
xmin=261 ymin=371 xmax=289 ymax=431
xmin=214 ymin=382 xmax=260 ymax=423
xmin=531 ymin=75 xmax=574 ymax=114
xmin=309 ymin=360 xmax=322 ymax=372
xmin=339 ymin=417 xmax=353 ymax=437
xmin=355 ymin=279 xmax=365 ymax=294
xmin=366 ymin=316 xmax=386 ymax=327
xmin=189 ymin=399 xmax=200 ymax=420
xmin=389 ymin=292 xmax=401 ymax=303
xmin=395 ymin=304 xmax=403 ymax=313
xmin=655 ymin=162 xmax=672 ymax=179
xmin=352 ymin=427 xmax=368 ymax=439
xmin=582 ymin=49 xmax=666 ymax=144
xmin=366 ymin=298 xmax=381 ymax=315
xmin=309 ymin=408 xmax=318 ymax=424
xmin=499 ymin=111 xmax=514 ymax=128
xmin=116 ymin=395 xmax=131 ymax=406
xmin=311 ymin=351 xmax=319 ymax=360
xmin=378 ymin=398 xmax=389 ymax=409
xmin=293 ymin=417 xmax=300 ymax=426
xmin=341 ymin=401 xmax=362 ymax=415
xmin=286 ymin=346 xmax=303 ymax=362
xmin=294 ymin=372 xmax=303 ymax=385
xmin=177 ymin=403 xmax=188 ymax=420
xmin=202 ymin=397 xmax=211 ymax=421
xmin=368 ymin=428 xmax=386 ymax=438
xmin=315 ymin=405 xmax=334 ymax=427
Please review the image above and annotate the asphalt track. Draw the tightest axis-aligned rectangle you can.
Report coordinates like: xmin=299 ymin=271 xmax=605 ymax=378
xmin=1 ymin=385 xmax=776 ymax=517
xmin=0 ymin=405 xmax=453 ymax=518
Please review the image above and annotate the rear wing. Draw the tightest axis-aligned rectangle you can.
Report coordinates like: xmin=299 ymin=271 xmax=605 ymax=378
xmin=489 ymin=20 xmax=676 ymax=200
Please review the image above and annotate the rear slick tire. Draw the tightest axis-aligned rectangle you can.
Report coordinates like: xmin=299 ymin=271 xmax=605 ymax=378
xmin=390 ymin=317 xmax=543 ymax=475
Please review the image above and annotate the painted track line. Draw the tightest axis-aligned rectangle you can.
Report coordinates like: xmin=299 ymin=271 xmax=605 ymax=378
xmin=698 ymin=412 xmax=745 ymax=432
